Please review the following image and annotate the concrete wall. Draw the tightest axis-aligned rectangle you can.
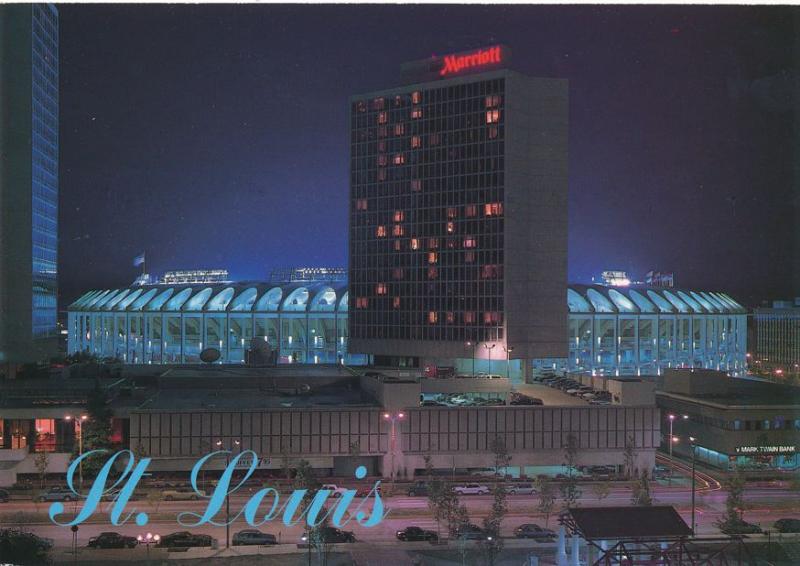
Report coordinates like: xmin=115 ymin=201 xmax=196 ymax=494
xmin=662 ymin=369 xmax=729 ymax=396
xmin=607 ymin=379 xmax=656 ymax=406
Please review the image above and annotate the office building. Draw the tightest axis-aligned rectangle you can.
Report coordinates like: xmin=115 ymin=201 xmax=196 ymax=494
xmin=348 ymin=46 xmax=568 ymax=375
xmin=657 ymin=369 xmax=799 ymax=472
xmin=753 ymin=299 xmax=800 ymax=378
xmin=0 ymin=4 xmax=59 ymax=369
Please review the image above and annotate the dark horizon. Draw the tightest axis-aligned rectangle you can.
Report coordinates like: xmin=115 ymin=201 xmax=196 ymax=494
xmin=57 ymin=4 xmax=798 ymax=307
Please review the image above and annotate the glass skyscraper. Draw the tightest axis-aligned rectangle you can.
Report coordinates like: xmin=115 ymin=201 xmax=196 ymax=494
xmin=0 ymin=4 xmax=59 ymax=366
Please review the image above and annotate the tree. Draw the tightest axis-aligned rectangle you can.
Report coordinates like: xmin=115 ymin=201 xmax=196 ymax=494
xmin=280 ymin=442 xmax=293 ymax=482
xmin=560 ymin=433 xmax=582 ymax=508
xmin=481 ymin=482 xmax=507 ymax=566
xmin=74 ymin=381 xmax=114 ymax=481
xmin=592 ymin=480 xmax=611 ymax=503
xmin=535 ymin=477 xmax=556 ymax=527
xmin=34 ymin=451 xmax=49 ymax=490
xmin=623 ymin=435 xmax=637 ymax=480
xmin=717 ymin=468 xmax=746 ymax=530
xmin=0 ymin=529 xmax=50 ymax=565
xmin=489 ymin=436 xmax=511 ymax=479
xmin=631 ymin=470 xmax=653 ymax=506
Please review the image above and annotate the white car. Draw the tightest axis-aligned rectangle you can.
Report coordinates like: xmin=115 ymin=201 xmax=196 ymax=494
xmin=321 ymin=484 xmax=348 ymax=498
xmin=453 ymin=483 xmax=490 ymax=495
xmin=162 ymin=488 xmax=205 ymax=501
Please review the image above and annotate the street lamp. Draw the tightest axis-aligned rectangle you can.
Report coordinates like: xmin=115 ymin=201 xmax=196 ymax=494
xmin=689 ymin=436 xmax=697 ymax=535
xmin=667 ymin=414 xmax=688 ymax=459
xmin=502 ymin=346 xmax=514 ymax=379
xmin=216 ymin=439 xmax=241 ymax=548
xmin=464 ymin=341 xmax=476 ymax=376
xmin=383 ymin=412 xmax=405 ymax=483
xmin=65 ymin=414 xmax=88 ymax=491
xmin=136 ymin=532 xmax=160 ymax=566
xmin=483 ymin=343 xmax=496 ymax=375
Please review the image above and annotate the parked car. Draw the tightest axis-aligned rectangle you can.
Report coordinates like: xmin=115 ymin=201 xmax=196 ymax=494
xmin=455 ymin=374 xmax=475 ymax=379
xmin=590 ymin=399 xmax=611 ymax=406
xmin=302 ymin=527 xmax=355 ymax=543
xmin=396 ymin=526 xmax=438 ymax=542
xmin=505 ymin=482 xmax=537 ymax=495
xmin=510 ymin=394 xmax=543 ymax=406
xmin=454 ymin=483 xmax=490 ymax=495
xmin=475 ymin=373 xmax=504 ymax=379
xmin=36 ymin=486 xmax=75 ymax=502
xmin=485 ymin=397 xmax=506 ymax=406
xmin=720 ymin=521 xmax=762 ymax=535
xmin=0 ymin=488 xmax=10 ymax=503
xmin=455 ymin=523 xmax=489 ymax=540
xmin=355 ymin=484 xmax=382 ymax=497
xmin=321 ymin=484 xmax=348 ymax=498
xmin=162 ymin=488 xmax=204 ymax=501
xmin=421 ymin=400 xmax=446 ymax=407
xmin=407 ymin=482 xmax=430 ymax=497
xmin=774 ymin=518 xmax=800 ymax=533
xmin=515 ymin=523 xmax=556 ymax=540
xmin=232 ymin=529 xmax=277 ymax=546
xmin=87 ymin=532 xmax=138 ymax=549
xmin=157 ymin=531 xmax=214 ymax=548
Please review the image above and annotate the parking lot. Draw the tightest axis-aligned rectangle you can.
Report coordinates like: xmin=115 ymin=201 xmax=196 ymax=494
xmin=513 ymin=382 xmax=587 ymax=406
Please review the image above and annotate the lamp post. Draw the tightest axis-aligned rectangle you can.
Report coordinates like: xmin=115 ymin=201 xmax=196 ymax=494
xmin=483 ymin=343 xmax=496 ymax=375
xmin=667 ymin=414 xmax=688 ymax=485
xmin=690 ymin=436 xmax=697 ymax=535
xmin=383 ymin=412 xmax=405 ymax=483
xmin=300 ymin=532 xmax=312 ymax=566
xmin=216 ymin=439 xmax=241 ymax=548
xmin=502 ymin=346 xmax=514 ymax=379
xmin=136 ymin=532 xmax=160 ymax=566
xmin=65 ymin=414 xmax=88 ymax=491
xmin=465 ymin=341 xmax=476 ymax=376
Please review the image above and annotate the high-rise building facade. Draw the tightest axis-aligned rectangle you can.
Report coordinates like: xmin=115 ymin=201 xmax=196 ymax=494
xmin=0 ymin=4 xmax=59 ymax=367
xmin=348 ymin=46 xmax=568 ymax=371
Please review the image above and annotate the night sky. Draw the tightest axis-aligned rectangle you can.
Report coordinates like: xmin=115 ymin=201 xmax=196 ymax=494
xmin=58 ymin=5 xmax=797 ymax=307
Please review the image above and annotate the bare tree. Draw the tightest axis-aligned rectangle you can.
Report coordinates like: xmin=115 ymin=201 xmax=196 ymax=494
xmin=34 ymin=451 xmax=49 ymax=489
xmin=592 ymin=480 xmax=611 ymax=503
xmin=535 ymin=477 xmax=556 ymax=528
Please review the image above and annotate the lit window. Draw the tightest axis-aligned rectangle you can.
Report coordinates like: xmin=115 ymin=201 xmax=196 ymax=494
xmin=392 ymin=268 xmax=404 ymax=279
xmin=481 ymin=264 xmax=501 ymax=278
xmin=393 ymin=297 xmax=401 ymax=309
xmin=411 ymin=179 xmax=422 ymax=192
xmin=394 ymin=123 xmax=405 ymax=136
xmin=428 ymin=252 xmax=438 ymax=264
xmin=464 ymin=311 xmax=476 ymax=324
xmin=411 ymin=91 xmax=422 ymax=104
xmin=411 ymin=135 xmax=421 ymax=149
xmin=411 ymin=108 xmax=423 ymax=119
xmin=484 ymin=311 xmax=501 ymax=325
xmin=485 ymin=95 xmax=502 ymax=108
xmin=486 ymin=109 xmax=500 ymax=124
xmin=393 ymin=210 xmax=404 ymax=222
xmin=447 ymin=207 xmax=458 ymax=219
xmin=428 ymin=238 xmax=439 ymax=249
xmin=427 ymin=266 xmax=438 ymax=279
xmin=488 ymin=126 xmax=499 ymax=139
xmin=484 ymin=202 xmax=504 ymax=216
xmin=393 ymin=240 xmax=401 ymax=251
xmin=410 ymin=238 xmax=420 ymax=250
xmin=376 ymin=225 xmax=387 ymax=237
xmin=465 ymin=251 xmax=476 ymax=263
xmin=378 ymin=111 xmax=388 ymax=124
xmin=446 ymin=221 xmax=455 ymax=234
xmin=392 ymin=224 xmax=404 ymax=236
xmin=371 ymin=97 xmax=385 ymax=110
xmin=376 ymin=283 xmax=387 ymax=295
xmin=465 ymin=204 xmax=478 ymax=217
xmin=446 ymin=312 xmax=455 ymax=324
xmin=356 ymin=297 xmax=369 ymax=308
xmin=394 ymin=95 xmax=403 ymax=107
xmin=428 ymin=311 xmax=438 ymax=324
xmin=356 ymin=101 xmax=367 ymax=113
xmin=463 ymin=237 xmax=476 ymax=249
xmin=356 ymin=199 xmax=368 ymax=211
xmin=393 ymin=154 xmax=405 ymax=165
xmin=377 ymin=154 xmax=388 ymax=166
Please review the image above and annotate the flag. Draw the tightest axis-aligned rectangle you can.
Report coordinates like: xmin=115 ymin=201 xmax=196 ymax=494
xmin=133 ymin=252 xmax=145 ymax=267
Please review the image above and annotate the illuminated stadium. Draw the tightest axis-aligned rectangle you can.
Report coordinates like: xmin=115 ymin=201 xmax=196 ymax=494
xmin=67 ymin=282 xmax=746 ymax=377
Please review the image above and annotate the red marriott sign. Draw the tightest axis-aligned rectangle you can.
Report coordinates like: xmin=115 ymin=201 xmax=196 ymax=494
xmin=439 ymin=46 xmax=503 ymax=77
